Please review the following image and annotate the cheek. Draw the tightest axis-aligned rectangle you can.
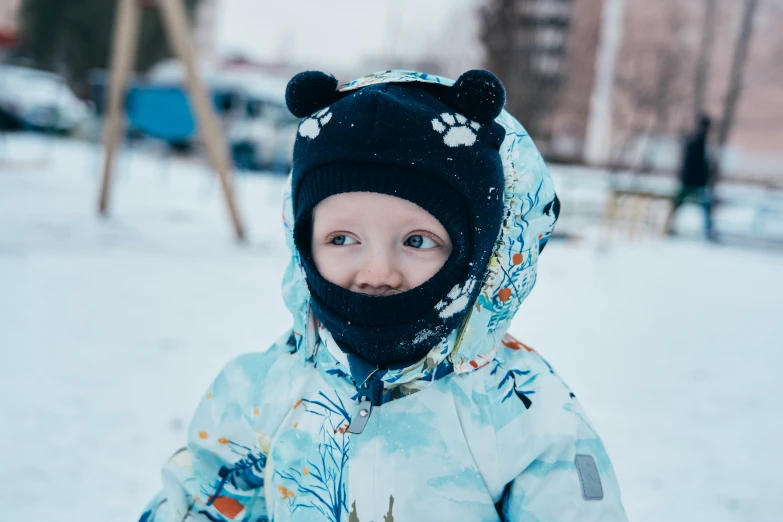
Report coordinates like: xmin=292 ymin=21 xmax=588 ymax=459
xmin=312 ymin=247 xmax=355 ymax=287
xmin=403 ymin=251 xmax=450 ymax=287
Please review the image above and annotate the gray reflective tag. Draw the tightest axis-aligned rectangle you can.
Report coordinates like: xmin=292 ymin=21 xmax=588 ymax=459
xmin=348 ymin=400 xmax=372 ymax=434
xmin=575 ymin=454 xmax=604 ymax=500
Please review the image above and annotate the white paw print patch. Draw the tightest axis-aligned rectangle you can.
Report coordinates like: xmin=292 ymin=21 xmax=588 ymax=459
xmin=435 ymin=277 xmax=477 ymax=319
xmin=299 ymin=108 xmax=333 ymax=139
xmin=432 ymin=112 xmax=481 ymax=147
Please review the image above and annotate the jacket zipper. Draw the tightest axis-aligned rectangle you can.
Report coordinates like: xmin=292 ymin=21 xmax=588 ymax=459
xmin=348 ymin=368 xmax=384 ymax=434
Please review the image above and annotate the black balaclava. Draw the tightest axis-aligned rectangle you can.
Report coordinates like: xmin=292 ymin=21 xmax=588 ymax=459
xmin=287 ymin=70 xmax=507 ymax=367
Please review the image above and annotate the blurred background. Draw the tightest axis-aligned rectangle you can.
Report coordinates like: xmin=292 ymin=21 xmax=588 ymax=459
xmin=0 ymin=1 xmax=781 ymax=521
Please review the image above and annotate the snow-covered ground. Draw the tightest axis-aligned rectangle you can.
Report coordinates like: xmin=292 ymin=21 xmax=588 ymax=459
xmin=1 ymin=134 xmax=781 ymax=522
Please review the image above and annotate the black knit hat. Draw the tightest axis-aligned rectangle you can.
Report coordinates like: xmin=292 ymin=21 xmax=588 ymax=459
xmin=287 ymin=70 xmax=507 ymax=367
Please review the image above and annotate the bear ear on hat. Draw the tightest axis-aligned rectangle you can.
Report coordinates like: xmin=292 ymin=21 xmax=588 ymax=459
xmin=285 ymin=71 xmax=341 ymax=118
xmin=450 ymin=70 xmax=506 ymax=124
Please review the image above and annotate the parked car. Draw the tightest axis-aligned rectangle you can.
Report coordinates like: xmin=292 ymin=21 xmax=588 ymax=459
xmin=221 ymin=76 xmax=298 ymax=173
xmin=145 ymin=61 xmax=298 ymax=173
xmin=0 ymin=65 xmax=90 ymax=133
xmin=88 ymin=60 xmax=298 ymax=172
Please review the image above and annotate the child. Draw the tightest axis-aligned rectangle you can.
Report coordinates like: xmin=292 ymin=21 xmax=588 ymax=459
xmin=140 ymin=70 xmax=627 ymax=522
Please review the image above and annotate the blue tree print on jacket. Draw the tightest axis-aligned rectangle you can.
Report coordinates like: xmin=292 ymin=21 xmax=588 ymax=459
xmin=492 ymin=359 xmax=537 ymax=408
xmin=276 ymin=392 xmax=352 ymax=522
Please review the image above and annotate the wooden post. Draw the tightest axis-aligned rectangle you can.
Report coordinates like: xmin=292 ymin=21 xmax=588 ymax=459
xmin=98 ymin=0 xmax=142 ymax=215
xmin=158 ymin=0 xmax=246 ymax=240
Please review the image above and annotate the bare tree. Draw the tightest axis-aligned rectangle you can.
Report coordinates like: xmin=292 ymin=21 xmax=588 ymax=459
xmin=14 ymin=0 xmax=202 ymax=96
xmin=479 ymin=0 xmax=572 ymax=140
xmin=717 ymin=0 xmax=783 ymax=143
xmin=611 ymin=0 xmax=696 ymax=170
xmin=692 ymin=0 xmax=717 ymax=126
xmin=717 ymin=0 xmax=759 ymax=149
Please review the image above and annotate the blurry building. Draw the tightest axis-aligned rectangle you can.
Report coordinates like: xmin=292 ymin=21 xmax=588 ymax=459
xmin=542 ymin=0 xmax=603 ymax=161
xmin=521 ymin=0 xmax=572 ymax=83
xmin=0 ymin=0 xmax=20 ymax=61
xmin=0 ymin=0 xmax=19 ymax=30
xmin=548 ymin=0 xmax=782 ymax=180
xmin=483 ymin=0 xmax=577 ymax=146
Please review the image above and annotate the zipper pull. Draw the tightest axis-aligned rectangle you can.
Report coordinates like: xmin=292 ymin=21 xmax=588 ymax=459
xmin=348 ymin=399 xmax=373 ymax=434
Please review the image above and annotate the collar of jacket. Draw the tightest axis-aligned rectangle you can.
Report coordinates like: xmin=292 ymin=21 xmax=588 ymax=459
xmin=314 ymin=323 xmax=456 ymax=403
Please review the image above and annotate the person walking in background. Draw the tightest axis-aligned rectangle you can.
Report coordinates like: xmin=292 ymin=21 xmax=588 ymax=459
xmin=665 ymin=114 xmax=717 ymax=240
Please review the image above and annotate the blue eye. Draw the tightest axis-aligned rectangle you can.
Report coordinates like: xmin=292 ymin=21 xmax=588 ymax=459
xmin=331 ymin=235 xmax=357 ymax=246
xmin=405 ymin=235 xmax=437 ymax=249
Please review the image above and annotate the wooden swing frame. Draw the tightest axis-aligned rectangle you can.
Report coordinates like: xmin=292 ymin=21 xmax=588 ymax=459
xmin=98 ymin=0 xmax=245 ymax=240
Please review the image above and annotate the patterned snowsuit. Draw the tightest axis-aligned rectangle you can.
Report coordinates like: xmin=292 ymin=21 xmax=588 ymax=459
xmin=140 ymin=71 xmax=628 ymax=522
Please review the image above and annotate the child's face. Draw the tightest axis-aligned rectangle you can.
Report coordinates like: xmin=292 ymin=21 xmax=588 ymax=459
xmin=311 ymin=192 xmax=452 ymax=296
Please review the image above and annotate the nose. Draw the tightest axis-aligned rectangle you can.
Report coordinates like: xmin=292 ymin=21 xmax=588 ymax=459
xmin=354 ymin=252 xmax=403 ymax=295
